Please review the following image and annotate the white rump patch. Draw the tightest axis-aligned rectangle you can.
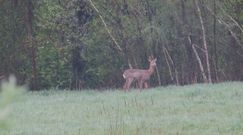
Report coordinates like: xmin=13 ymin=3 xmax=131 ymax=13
xmin=123 ymin=74 xmax=126 ymax=79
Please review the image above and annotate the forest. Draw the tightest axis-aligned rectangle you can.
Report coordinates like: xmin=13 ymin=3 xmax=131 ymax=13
xmin=1 ymin=0 xmax=243 ymax=90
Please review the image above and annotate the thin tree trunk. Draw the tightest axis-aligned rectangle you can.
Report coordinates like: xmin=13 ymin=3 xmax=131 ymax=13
xmin=88 ymin=0 xmax=123 ymax=53
xmin=188 ymin=36 xmax=207 ymax=83
xmin=219 ymin=2 xmax=243 ymax=34
xmin=155 ymin=66 xmax=161 ymax=86
xmin=0 ymin=0 xmax=4 ymax=6
xmin=223 ymin=22 xmax=243 ymax=49
xmin=180 ymin=0 xmax=196 ymax=84
xmin=163 ymin=48 xmax=174 ymax=82
xmin=213 ymin=0 xmax=219 ymax=82
xmin=25 ymin=0 xmax=38 ymax=90
xmin=206 ymin=5 xmax=243 ymax=50
xmin=195 ymin=0 xmax=212 ymax=83
xmin=164 ymin=47 xmax=179 ymax=85
xmin=192 ymin=44 xmax=208 ymax=83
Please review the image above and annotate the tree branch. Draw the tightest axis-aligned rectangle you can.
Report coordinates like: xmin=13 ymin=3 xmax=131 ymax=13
xmin=88 ymin=0 xmax=123 ymax=53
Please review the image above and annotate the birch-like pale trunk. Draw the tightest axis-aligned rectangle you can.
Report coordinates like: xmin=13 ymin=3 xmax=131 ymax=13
xmin=188 ymin=36 xmax=208 ymax=83
xmin=195 ymin=0 xmax=212 ymax=83
xmin=88 ymin=0 xmax=123 ymax=52
xmin=163 ymin=48 xmax=174 ymax=82
xmin=164 ymin=47 xmax=179 ymax=85
xmin=192 ymin=44 xmax=208 ymax=83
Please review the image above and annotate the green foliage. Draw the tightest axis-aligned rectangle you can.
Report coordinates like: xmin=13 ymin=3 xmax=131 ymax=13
xmin=37 ymin=43 xmax=71 ymax=89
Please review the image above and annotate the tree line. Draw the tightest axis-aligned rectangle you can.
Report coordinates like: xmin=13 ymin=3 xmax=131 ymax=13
xmin=1 ymin=0 xmax=243 ymax=90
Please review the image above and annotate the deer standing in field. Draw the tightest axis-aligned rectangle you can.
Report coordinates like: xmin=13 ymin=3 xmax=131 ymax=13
xmin=123 ymin=56 xmax=157 ymax=91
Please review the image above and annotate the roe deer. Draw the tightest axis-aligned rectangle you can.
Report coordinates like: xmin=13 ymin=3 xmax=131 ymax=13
xmin=123 ymin=57 xmax=157 ymax=91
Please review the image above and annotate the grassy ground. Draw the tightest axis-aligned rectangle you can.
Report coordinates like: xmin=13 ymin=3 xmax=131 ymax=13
xmin=1 ymin=82 xmax=243 ymax=135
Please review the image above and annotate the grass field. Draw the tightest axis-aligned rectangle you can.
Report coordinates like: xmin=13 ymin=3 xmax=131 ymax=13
xmin=1 ymin=82 xmax=243 ymax=135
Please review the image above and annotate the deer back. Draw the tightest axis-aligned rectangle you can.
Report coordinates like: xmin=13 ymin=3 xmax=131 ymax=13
xmin=123 ymin=69 xmax=152 ymax=80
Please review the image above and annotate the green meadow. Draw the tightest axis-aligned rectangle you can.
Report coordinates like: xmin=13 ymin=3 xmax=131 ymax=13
xmin=1 ymin=82 xmax=243 ymax=135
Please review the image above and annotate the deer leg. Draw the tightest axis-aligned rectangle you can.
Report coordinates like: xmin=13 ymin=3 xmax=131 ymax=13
xmin=144 ymin=82 xmax=149 ymax=89
xmin=123 ymin=79 xmax=128 ymax=90
xmin=134 ymin=79 xmax=140 ymax=89
xmin=126 ymin=78 xmax=134 ymax=90
xmin=123 ymin=78 xmax=132 ymax=91
xmin=138 ymin=80 xmax=145 ymax=90
xmin=126 ymin=78 xmax=134 ymax=91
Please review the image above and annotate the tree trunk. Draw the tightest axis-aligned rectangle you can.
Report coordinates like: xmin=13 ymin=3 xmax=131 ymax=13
xmin=180 ymin=0 xmax=196 ymax=84
xmin=195 ymin=0 xmax=212 ymax=83
xmin=88 ymin=0 xmax=123 ymax=53
xmin=213 ymin=0 xmax=219 ymax=82
xmin=164 ymin=47 xmax=179 ymax=85
xmin=192 ymin=44 xmax=208 ymax=83
xmin=163 ymin=48 xmax=174 ymax=82
xmin=25 ymin=0 xmax=38 ymax=90
xmin=188 ymin=35 xmax=208 ymax=83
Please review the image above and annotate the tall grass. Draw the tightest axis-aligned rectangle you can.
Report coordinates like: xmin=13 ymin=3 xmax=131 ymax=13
xmin=1 ymin=82 xmax=243 ymax=135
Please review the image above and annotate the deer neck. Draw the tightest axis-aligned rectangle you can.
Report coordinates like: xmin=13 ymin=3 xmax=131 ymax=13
xmin=148 ymin=65 xmax=156 ymax=74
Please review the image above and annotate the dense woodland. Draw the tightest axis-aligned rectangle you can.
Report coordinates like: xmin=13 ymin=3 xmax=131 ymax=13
xmin=1 ymin=0 xmax=243 ymax=90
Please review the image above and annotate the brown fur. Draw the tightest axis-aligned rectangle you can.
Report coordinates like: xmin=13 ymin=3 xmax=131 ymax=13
xmin=123 ymin=58 xmax=157 ymax=91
